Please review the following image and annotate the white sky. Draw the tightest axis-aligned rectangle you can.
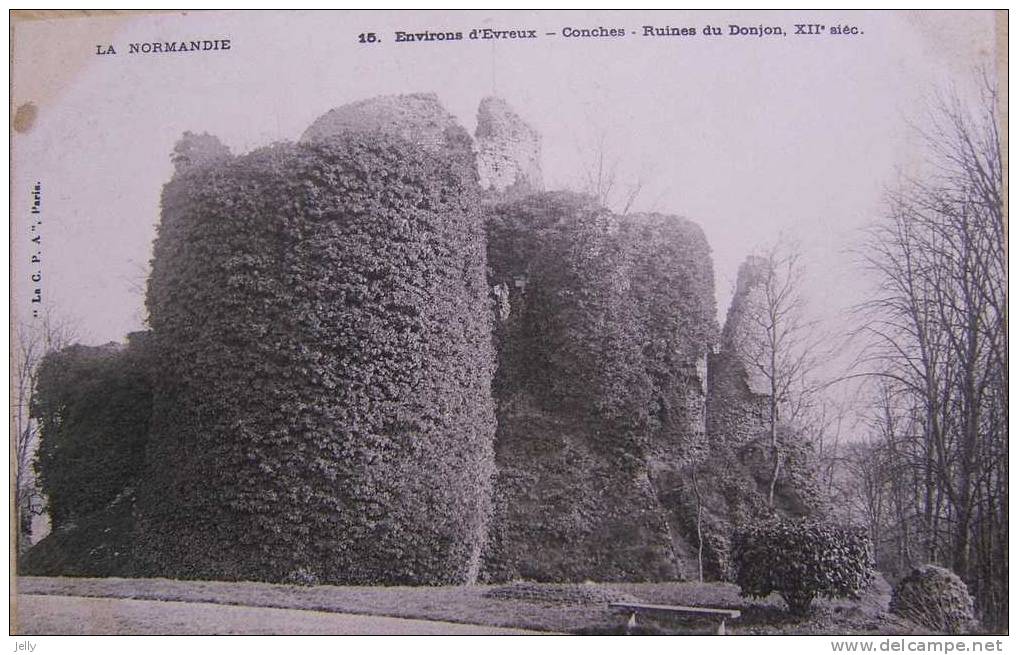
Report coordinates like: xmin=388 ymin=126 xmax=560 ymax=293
xmin=11 ymin=10 xmax=1000 ymax=347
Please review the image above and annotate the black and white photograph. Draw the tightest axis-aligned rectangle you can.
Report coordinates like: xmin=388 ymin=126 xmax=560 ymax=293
xmin=8 ymin=8 xmax=1008 ymax=642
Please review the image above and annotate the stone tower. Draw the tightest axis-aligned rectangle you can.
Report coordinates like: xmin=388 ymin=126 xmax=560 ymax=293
xmin=475 ymin=96 xmax=543 ymax=193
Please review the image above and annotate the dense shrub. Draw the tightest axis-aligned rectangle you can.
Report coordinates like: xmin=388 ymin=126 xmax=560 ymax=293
xmin=32 ymin=333 xmax=153 ymax=528
xmin=19 ymin=485 xmax=138 ymax=578
xmin=732 ymin=518 xmax=873 ymax=615
xmin=890 ymin=565 xmax=976 ymax=633
xmin=137 ymin=130 xmax=495 ymax=585
xmin=484 ymin=581 xmax=640 ymax=605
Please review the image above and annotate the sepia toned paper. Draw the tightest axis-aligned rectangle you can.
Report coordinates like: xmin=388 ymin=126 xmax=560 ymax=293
xmin=9 ymin=9 xmax=1007 ymax=640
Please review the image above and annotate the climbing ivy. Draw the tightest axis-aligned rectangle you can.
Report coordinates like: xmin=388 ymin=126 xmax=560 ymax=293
xmin=483 ymin=193 xmax=719 ymax=581
xmin=138 ymin=131 xmax=496 ymax=584
xmin=33 ymin=333 xmax=153 ymax=528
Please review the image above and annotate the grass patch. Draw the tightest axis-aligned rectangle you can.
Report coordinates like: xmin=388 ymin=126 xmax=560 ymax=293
xmin=17 ymin=575 xmax=922 ymax=635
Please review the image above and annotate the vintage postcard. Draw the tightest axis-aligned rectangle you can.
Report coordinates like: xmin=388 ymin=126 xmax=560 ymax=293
xmin=9 ymin=9 xmax=1007 ymax=642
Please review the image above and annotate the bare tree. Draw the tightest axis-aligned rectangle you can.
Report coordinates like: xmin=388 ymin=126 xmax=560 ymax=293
xmin=808 ymin=396 xmax=854 ymax=500
xmin=11 ymin=309 xmax=77 ymax=554
xmin=856 ymin=78 xmax=1005 ymax=629
xmin=730 ymin=239 xmax=827 ymax=507
xmin=120 ymin=258 xmax=152 ymax=328
xmin=576 ymin=129 xmax=654 ymax=215
xmin=842 ymin=440 xmax=890 ymax=556
xmin=835 ymin=380 xmax=926 ymax=579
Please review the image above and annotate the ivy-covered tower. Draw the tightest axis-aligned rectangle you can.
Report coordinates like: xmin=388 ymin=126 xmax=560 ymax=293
xmin=136 ymin=96 xmax=496 ymax=584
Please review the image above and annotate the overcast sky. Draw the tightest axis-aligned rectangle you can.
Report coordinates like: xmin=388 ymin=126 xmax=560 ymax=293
xmin=11 ymin=10 xmax=1000 ymax=348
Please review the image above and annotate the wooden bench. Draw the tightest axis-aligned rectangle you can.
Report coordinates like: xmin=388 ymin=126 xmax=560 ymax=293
xmin=609 ymin=602 xmax=741 ymax=635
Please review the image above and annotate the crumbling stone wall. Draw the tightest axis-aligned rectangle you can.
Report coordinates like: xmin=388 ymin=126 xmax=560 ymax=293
xmin=25 ymin=91 xmax=821 ymax=587
xmin=481 ymin=193 xmax=719 ymax=582
xmin=475 ymin=96 xmax=543 ymax=193
xmin=696 ymin=256 xmax=822 ymax=568
xmin=706 ymin=257 xmax=770 ymax=446
xmin=618 ymin=213 xmax=717 ymax=464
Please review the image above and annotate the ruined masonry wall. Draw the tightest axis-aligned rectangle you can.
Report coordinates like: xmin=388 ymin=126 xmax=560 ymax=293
xmin=475 ymin=96 xmax=543 ymax=193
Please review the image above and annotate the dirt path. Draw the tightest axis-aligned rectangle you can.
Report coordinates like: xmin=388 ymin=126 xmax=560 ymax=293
xmin=15 ymin=594 xmax=551 ymax=635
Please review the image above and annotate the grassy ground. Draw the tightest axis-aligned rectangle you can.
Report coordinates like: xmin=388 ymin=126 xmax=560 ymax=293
xmin=17 ymin=575 xmax=923 ymax=635
xmin=17 ymin=595 xmax=548 ymax=635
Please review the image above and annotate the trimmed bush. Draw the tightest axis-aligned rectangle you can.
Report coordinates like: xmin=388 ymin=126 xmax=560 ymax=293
xmin=732 ymin=517 xmax=873 ymax=615
xmin=32 ymin=333 xmax=153 ymax=528
xmin=891 ymin=565 xmax=976 ymax=633
xmin=484 ymin=581 xmax=640 ymax=605
xmin=137 ymin=130 xmax=495 ymax=585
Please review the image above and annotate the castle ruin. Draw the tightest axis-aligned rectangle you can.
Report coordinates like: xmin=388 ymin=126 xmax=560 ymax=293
xmin=24 ymin=92 xmax=813 ymax=585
